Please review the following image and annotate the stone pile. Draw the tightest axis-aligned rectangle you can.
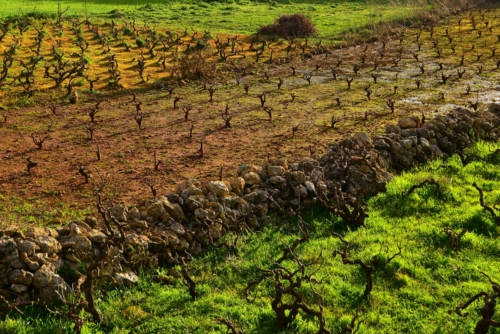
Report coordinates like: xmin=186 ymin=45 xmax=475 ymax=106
xmin=1 ymin=105 xmax=499 ymax=307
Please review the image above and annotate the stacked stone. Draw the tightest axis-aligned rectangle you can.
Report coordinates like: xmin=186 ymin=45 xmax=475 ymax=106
xmin=127 ymin=156 xmax=324 ymax=262
xmin=376 ymin=106 xmax=500 ymax=170
xmin=0 ymin=221 xmax=140 ymax=306
xmin=0 ymin=227 xmax=67 ymax=306
xmin=1 ymin=106 xmax=499 ymax=307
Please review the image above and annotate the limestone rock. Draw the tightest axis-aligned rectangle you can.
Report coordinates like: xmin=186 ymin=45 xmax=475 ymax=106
xmin=209 ymin=223 xmax=223 ymax=241
xmin=176 ymin=179 xmax=201 ymax=193
xmin=243 ymin=190 xmax=267 ymax=204
xmin=301 ymin=158 xmax=319 ymax=173
xmin=232 ymin=197 xmax=251 ymax=215
xmin=37 ymin=274 xmax=68 ymax=306
xmin=68 ymin=223 xmax=82 ymax=238
xmin=400 ymin=139 xmax=413 ymax=150
xmin=168 ymin=222 xmax=186 ymax=237
xmin=254 ymin=202 xmax=269 ymax=216
xmin=181 ymin=186 xmax=204 ymax=200
xmin=10 ymin=284 xmax=28 ymax=294
xmin=9 ymin=269 xmax=33 ymax=286
xmin=242 ymin=172 xmax=261 ymax=185
xmin=304 ymin=181 xmax=316 ymax=195
xmin=374 ymin=139 xmax=390 ymax=150
xmin=68 ymin=235 xmax=92 ymax=253
xmin=25 ymin=227 xmax=59 ymax=239
xmin=267 ymin=176 xmax=287 ymax=189
xmin=268 ymin=166 xmax=286 ymax=177
xmin=33 ymin=265 xmax=54 ymax=289
xmin=298 ymin=185 xmax=308 ymax=198
xmin=34 ymin=236 xmax=61 ymax=255
xmin=353 ymin=132 xmax=372 ymax=147
xmin=128 ymin=207 xmax=142 ymax=221
xmin=84 ymin=216 xmax=98 ymax=229
xmin=230 ymin=177 xmax=245 ymax=195
xmin=131 ymin=220 xmax=148 ymax=230
xmin=269 ymin=158 xmax=288 ymax=171
xmin=71 ymin=221 xmax=93 ymax=235
xmin=237 ymin=164 xmax=262 ymax=176
xmin=87 ymin=229 xmax=107 ymax=245
xmin=0 ymin=236 xmax=17 ymax=254
xmin=290 ymin=171 xmax=306 ymax=184
xmin=207 ymin=181 xmax=229 ymax=197
xmin=109 ymin=204 xmax=128 ymax=222
xmin=398 ymin=118 xmax=417 ymax=129
xmin=20 ymin=252 xmax=40 ymax=271
xmin=165 ymin=230 xmax=179 ymax=247
xmin=185 ymin=195 xmax=207 ymax=211
xmin=146 ymin=202 xmax=166 ymax=220
xmin=2 ymin=249 xmax=19 ymax=264
xmin=0 ymin=226 xmax=18 ymax=237
xmin=113 ymin=270 xmax=139 ymax=286
xmin=158 ymin=197 xmax=185 ymax=221
xmin=175 ymin=237 xmax=189 ymax=251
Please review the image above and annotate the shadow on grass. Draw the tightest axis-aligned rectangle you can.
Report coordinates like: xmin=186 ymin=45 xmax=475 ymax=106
xmin=462 ymin=212 xmax=499 ymax=238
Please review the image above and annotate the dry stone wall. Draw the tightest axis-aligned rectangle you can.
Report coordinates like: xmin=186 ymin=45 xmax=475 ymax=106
xmin=1 ymin=105 xmax=499 ymax=307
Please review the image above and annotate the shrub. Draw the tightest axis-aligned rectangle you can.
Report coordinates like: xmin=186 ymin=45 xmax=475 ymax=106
xmin=136 ymin=37 xmax=146 ymax=48
xmin=175 ymin=50 xmax=216 ymax=80
xmin=122 ymin=27 xmax=133 ymax=36
xmin=257 ymin=14 xmax=317 ymax=39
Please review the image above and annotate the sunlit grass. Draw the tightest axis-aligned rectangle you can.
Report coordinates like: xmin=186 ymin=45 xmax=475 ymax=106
xmin=0 ymin=0 xmax=433 ymax=39
xmin=3 ymin=140 xmax=500 ymax=333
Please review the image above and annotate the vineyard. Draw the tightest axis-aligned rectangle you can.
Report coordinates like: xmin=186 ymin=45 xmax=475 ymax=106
xmin=0 ymin=0 xmax=500 ymax=333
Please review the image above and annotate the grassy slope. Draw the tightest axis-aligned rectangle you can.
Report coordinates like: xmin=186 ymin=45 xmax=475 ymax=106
xmin=0 ymin=0 xmax=427 ymax=38
xmin=2 ymin=140 xmax=500 ymax=333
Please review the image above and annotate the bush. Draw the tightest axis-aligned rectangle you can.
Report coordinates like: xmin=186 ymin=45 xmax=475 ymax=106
xmin=136 ymin=37 xmax=146 ymax=48
xmin=122 ymin=27 xmax=133 ymax=36
xmin=257 ymin=14 xmax=317 ymax=39
xmin=175 ymin=50 xmax=216 ymax=80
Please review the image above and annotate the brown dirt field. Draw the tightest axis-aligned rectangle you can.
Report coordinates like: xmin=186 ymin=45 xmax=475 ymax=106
xmin=1 ymin=6 xmax=500 ymax=227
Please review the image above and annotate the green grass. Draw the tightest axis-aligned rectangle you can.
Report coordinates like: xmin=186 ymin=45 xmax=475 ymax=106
xmin=0 ymin=193 xmax=94 ymax=228
xmin=3 ymin=140 xmax=500 ymax=333
xmin=0 ymin=0 xmax=432 ymax=39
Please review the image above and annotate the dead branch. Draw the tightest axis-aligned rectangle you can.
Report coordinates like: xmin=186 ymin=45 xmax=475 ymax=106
xmin=292 ymin=124 xmax=300 ymax=138
xmin=263 ymin=106 xmax=273 ymax=122
xmin=244 ymin=244 xmax=329 ymax=332
xmin=472 ymin=182 xmax=500 ymax=224
xmin=26 ymin=156 xmax=38 ymax=173
xmin=78 ymin=165 xmax=90 ymax=183
xmin=441 ymin=227 xmax=467 ymax=253
xmin=221 ymin=104 xmax=233 ymax=128
xmin=342 ymin=308 xmax=363 ymax=333
xmin=386 ymin=242 xmax=402 ymax=264
xmin=332 ymin=232 xmax=376 ymax=296
xmin=153 ymin=150 xmax=162 ymax=171
xmin=30 ymin=132 xmax=50 ymax=150
xmin=145 ymin=178 xmax=157 ymax=197
xmin=182 ymin=106 xmax=192 ymax=121
xmin=404 ymin=179 xmax=443 ymax=197
xmin=315 ymin=190 xmax=368 ymax=227
xmin=216 ymin=318 xmax=245 ymax=334
xmin=180 ymin=258 xmax=199 ymax=300
xmin=455 ymin=150 xmax=482 ymax=166
xmin=450 ymin=271 xmax=500 ymax=334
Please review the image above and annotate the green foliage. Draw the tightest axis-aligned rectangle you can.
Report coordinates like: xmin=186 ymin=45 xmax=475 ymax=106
xmin=122 ymin=26 xmax=133 ymax=36
xmin=4 ymin=141 xmax=500 ymax=333
xmin=0 ymin=0 xmax=438 ymax=39
xmin=135 ymin=37 xmax=146 ymax=48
